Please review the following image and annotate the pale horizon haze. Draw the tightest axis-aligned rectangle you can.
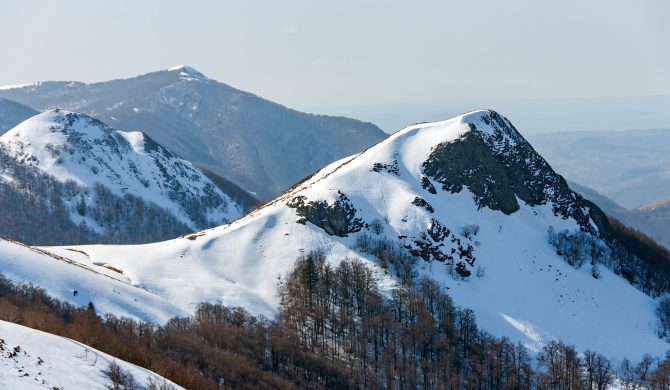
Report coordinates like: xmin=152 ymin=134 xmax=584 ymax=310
xmin=1 ymin=0 xmax=669 ymax=132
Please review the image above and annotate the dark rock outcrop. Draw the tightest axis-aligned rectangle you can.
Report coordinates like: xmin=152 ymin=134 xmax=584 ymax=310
xmin=287 ymin=191 xmax=364 ymax=237
xmin=423 ymin=110 xmax=610 ymax=237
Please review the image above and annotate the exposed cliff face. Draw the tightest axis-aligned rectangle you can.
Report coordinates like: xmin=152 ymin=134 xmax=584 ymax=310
xmin=287 ymin=191 xmax=363 ymax=237
xmin=423 ymin=110 xmax=610 ymax=237
xmin=423 ymin=129 xmax=519 ymax=214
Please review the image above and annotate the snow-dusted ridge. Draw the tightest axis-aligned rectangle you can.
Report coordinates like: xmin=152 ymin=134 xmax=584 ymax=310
xmin=0 ymin=320 xmax=183 ymax=389
xmin=0 ymin=109 xmax=244 ymax=232
xmin=0 ymin=84 xmax=35 ymax=90
xmin=167 ymin=64 xmax=209 ymax=80
xmin=29 ymin=110 xmax=668 ymax=361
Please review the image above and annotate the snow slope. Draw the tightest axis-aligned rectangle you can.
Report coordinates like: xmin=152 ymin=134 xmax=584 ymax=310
xmin=0 ymin=320 xmax=182 ymax=389
xmin=0 ymin=238 xmax=185 ymax=323
xmin=45 ymin=110 xmax=667 ymax=361
xmin=0 ymin=110 xmax=244 ymax=231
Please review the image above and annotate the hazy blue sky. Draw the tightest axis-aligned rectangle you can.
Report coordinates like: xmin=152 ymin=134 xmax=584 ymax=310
xmin=1 ymin=0 xmax=669 ymax=131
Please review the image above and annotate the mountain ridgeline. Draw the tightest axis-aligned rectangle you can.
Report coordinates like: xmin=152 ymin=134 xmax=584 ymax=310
xmin=0 ymin=110 xmax=246 ymax=245
xmin=421 ymin=112 xmax=609 ymax=232
xmin=0 ymin=66 xmax=387 ymax=199
xmin=29 ymin=110 xmax=666 ymax=361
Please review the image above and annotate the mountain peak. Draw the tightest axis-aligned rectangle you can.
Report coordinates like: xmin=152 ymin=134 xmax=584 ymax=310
xmin=0 ymin=111 xmax=244 ymax=232
xmin=3 ymin=109 xmax=112 ymax=141
xmin=284 ymin=109 xmax=607 ymax=236
xmin=421 ymin=110 xmax=607 ymax=231
xmin=167 ymin=64 xmax=208 ymax=80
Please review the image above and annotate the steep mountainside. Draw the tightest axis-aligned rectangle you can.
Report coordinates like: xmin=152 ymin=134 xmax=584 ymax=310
xmin=39 ymin=110 xmax=667 ymax=361
xmin=0 ymin=66 xmax=386 ymax=199
xmin=0 ymin=320 xmax=182 ymax=389
xmin=0 ymin=97 xmax=36 ymax=132
xmin=0 ymin=110 xmax=245 ymax=244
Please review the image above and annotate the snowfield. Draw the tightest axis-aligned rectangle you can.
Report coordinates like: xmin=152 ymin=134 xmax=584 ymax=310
xmin=19 ymin=110 xmax=668 ymax=362
xmin=0 ymin=320 xmax=182 ymax=389
xmin=0 ymin=109 xmax=244 ymax=230
xmin=0 ymin=238 xmax=185 ymax=323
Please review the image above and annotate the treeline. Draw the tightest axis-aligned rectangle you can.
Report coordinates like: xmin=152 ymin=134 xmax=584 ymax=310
xmin=279 ymin=252 xmax=670 ymax=389
xmin=548 ymin=224 xmax=670 ymax=340
xmin=607 ymin=217 xmax=670 ymax=296
xmin=548 ymin=220 xmax=670 ymax=297
xmin=0 ymin=274 xmax=216 ymax=388
xmin=1 ymin=255 xmax=669 ymax=389
xmin=280 ymin=252 xmax=534 ymax=389
xmin=0 ymin=272 xmax=355 ymax=389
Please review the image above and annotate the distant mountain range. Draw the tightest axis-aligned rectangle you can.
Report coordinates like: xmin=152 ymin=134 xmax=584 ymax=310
xmin=0 ymin=97 xmax=36 ymax=132
xmin=0 ymin=66 xmax=386 ymax=199
xmin=569 ymin=181 xmax=670 ymax=251
xmin=5 ymin=110 xmax=662 ymax=361
xmin=0 ymin=110 xmax=247 ymax=244
xmin=528 ymin=129 xmax=670 ymax=208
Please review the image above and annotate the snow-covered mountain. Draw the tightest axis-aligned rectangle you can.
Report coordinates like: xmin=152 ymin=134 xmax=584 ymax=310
xmin=0 ymin=97 xmax=36 ymax=132
xmin=0 ymin=320 xmax=182 ymax=389
xmin=0 ymin=66 xmax=386 ymax=199
xmin=37 ymin=110 xmax=666 ymax=361
xmin=0 ymin=109 xmax=246 ymax=244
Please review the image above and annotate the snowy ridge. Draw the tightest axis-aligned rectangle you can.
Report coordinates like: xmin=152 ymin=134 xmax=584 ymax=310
xmin=0 ymin=83 xmax=36 ymax=91
xmin=0 ymin=320 xmax=183 ymax=389
xmin=167 ymin=64 xmax=209 ymax=80
xmin=0 ymin=110 xmax=244 ymax=230
xmin=41 ymin=110 xmax=668 ymax=361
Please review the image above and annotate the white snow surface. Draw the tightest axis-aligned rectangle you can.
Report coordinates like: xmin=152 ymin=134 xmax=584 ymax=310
xmin=35 ymin=110 xmax=669 ymax=362
xmin=0 ymin=110 xmax=244 ymax=229
xmin=0 ymin=83 xmax=35 ymax=90
xmin=167 ymin=64 xmax=209 ymax=81
xmin=0 ymin=238 xmax=185 ymax=323
xmin=0 ymin=320 xmax=183 ymax=389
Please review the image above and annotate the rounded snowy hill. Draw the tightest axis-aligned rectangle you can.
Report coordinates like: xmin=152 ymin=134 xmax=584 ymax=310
xmin=46 ymin=110 xmax=668 ymax=361
xmin=0 ymin=110 xmax=244 ymax=232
